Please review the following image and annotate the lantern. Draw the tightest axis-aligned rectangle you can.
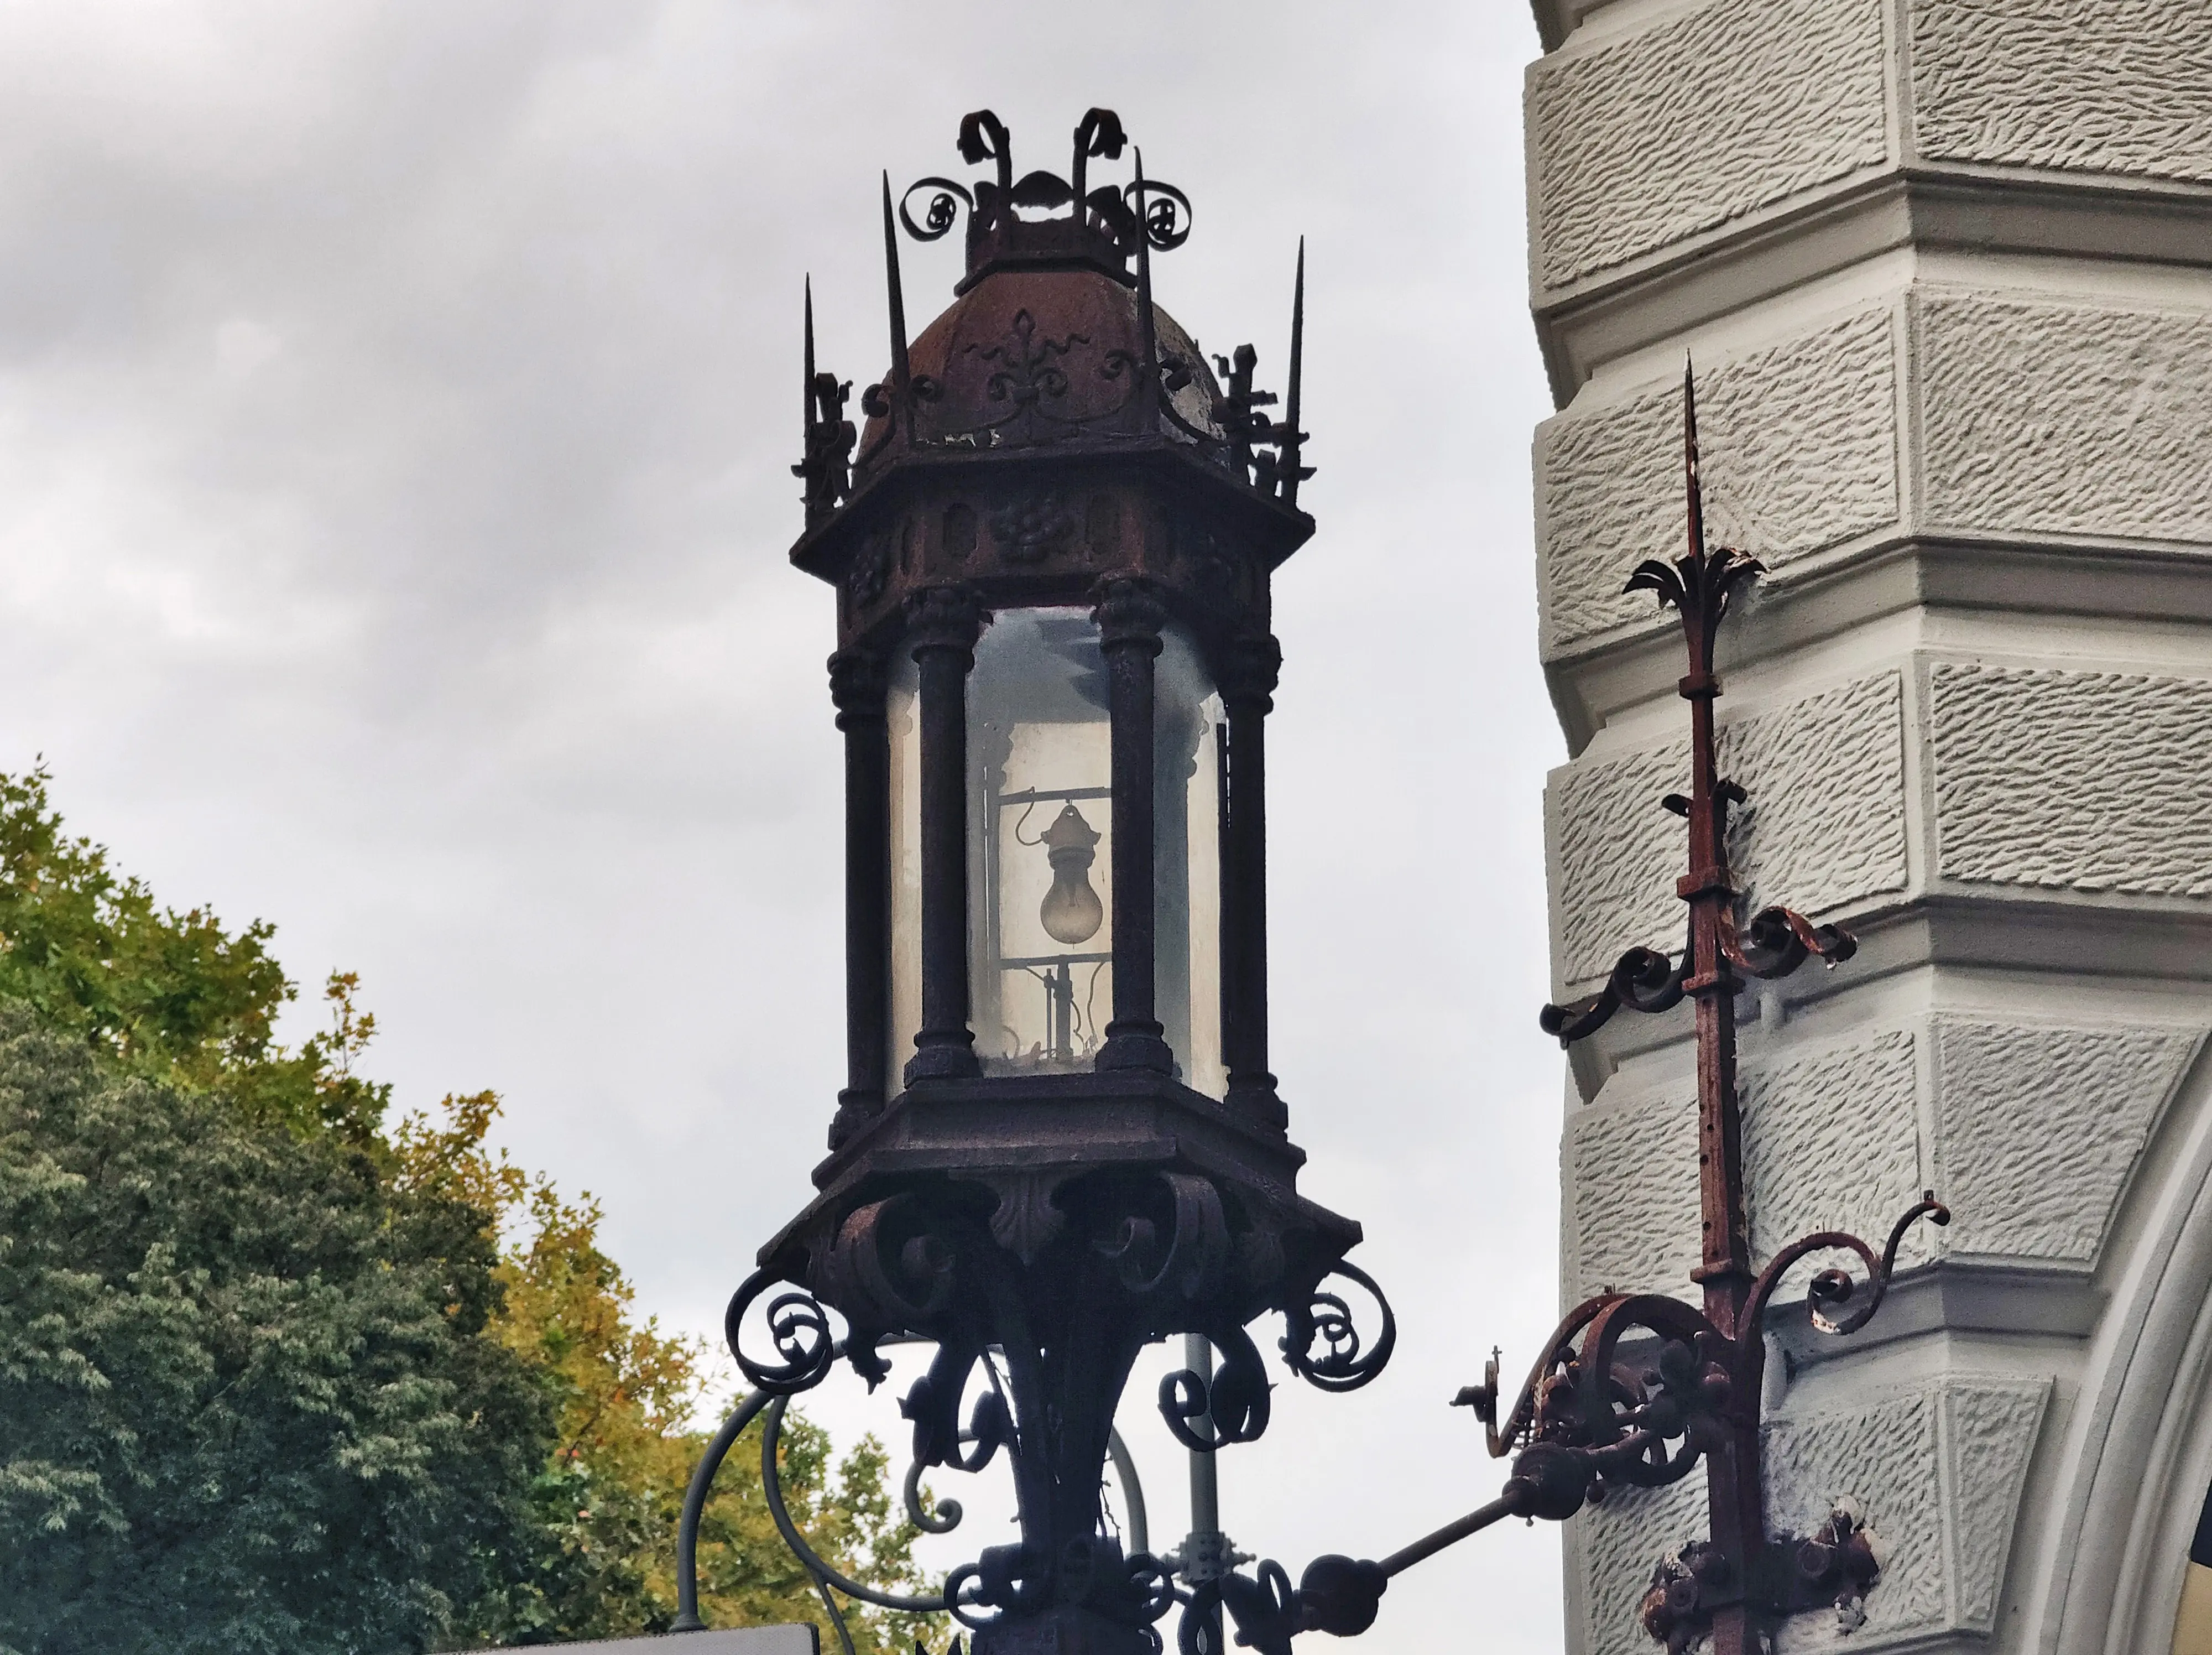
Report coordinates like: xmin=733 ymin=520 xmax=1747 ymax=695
xmin=745 ymin=107 xmax=1386 ymax=1655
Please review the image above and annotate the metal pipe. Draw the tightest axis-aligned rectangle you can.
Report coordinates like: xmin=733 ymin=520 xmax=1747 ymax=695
xmin=1181 ymin=1333 xmax=1225 ymax=1655
xmin=1183 ymin=1332 xmax=1219 ymax=1536
xmin=1376 ymin=1493 xmax=1517 ymax=1578
xmin=1108 ymin=1426 xmax=1149 ymax=1558
xmin=671 ymin=1387 xmax=775 ymax=1632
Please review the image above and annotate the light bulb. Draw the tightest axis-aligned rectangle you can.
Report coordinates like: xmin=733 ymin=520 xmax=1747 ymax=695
xmin=1037 ymin=803 xmax=1104 ymax=946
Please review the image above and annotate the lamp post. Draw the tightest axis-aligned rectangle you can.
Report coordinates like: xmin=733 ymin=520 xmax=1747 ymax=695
xmin=732 ymin=107 xmax=1387 ymax=1655
xmin=682 ymin=112 xmax=1948 ymax=1655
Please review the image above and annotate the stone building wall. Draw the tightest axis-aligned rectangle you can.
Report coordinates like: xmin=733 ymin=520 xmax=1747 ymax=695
xmin=1525 ymin=3 xmax=2212 ymax=1652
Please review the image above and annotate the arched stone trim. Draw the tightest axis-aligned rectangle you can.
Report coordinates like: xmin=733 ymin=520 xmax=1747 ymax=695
xmin=2020 ymin=1040 xmax=2212 ymax=1655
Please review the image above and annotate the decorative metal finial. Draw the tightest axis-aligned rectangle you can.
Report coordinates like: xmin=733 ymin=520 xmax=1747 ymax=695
xmin=894 ymin=107 xmax=1191 ymax=270
xmin=792 ymin=276 xmax=854 ymax=528
xmin=1279 ymin=238 xmax=1312 ymax=509
xmin=881 ymin=172 xmax=912 ymax=408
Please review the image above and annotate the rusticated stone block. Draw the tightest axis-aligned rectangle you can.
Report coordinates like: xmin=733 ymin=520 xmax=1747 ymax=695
xmin=1529 ymin=0 xmax=1890 ymax=289
xmin=1565 ymin=1027 xmax=1923 ymax=1304
xmin=1564 ymin=1077 xmax=1700 ymax=1304
xmin=1538 ymin=306 xmax=1900 ymax=652
xmin=1569 ymin=1377 xmax=2047 ymax=1655
xmin=1765 ymin=1377 xmax=2048 ymax=1649
xmin=1568 ymin=1472 xmax=1705 ymax=1655
xmin=1910 ymin=0 xmax=2212 ymax=186
xmin=1745 ymin=1029 xmax=1926 ymax=1290
xmin=1766 ymin=1388 xmax=1945 ymax=1648
xmin=1550 ymin=672 xmax=1907 ymax=986
xmin=1917 ymin=293 xmax=2212 ymax=546
xmin=1929 ymin=663 xmax=2212 ymax=898
xmin=1931 ymin=1017 xmax=2202 ymax=1266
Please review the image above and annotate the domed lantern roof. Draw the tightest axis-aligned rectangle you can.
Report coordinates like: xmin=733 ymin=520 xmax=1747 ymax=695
xmin=790 ymin=106 xmax=1312 ymax=658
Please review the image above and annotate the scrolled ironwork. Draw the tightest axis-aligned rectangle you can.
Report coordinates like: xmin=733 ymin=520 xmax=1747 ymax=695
xmin=1743 ymin=1192 xmax=1950 ymax=1342
xmin=1722 ymin=903 xmax=1856 ymax=980
xmin=900 ymin=177 xmax=974 ymax=242
xmin=1124 ymin=179 xmax=1193 ymax=249
xmin=724 ymin=1268 xmax=838 ymax=1396
xmin=902 ymin=1344 xmax=1017 ymax=1474
xmin=945 ymin=1542 xmax=1050 ymax=1630
xmin=1279 ymin=1259 xmax=1397 ymax=1393
xmin=904 ymin=1457 xmax=963 ymax=1535
xmin=761 ymin=1395 xmax=952 ymax=1615
xmin=1156 ymin=1324 xmax=1271 ymax=1451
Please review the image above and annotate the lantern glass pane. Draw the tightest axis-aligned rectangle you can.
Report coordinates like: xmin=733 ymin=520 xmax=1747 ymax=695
xmin=970 ymin=608 xmax=1115 ymax=1076
xmin=1157 ymin=625 xmax=1225 ymax=1099
xmin=886 ymin=649 xmax=922 ymax=1082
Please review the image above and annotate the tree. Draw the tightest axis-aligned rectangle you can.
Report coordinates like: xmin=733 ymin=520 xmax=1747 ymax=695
xmin=0 ymin=1005 xmax=549 ymax=1655
xmin=0 ymin=766 xmax=932 ymax=1651
xmin=0 ymin=767 xmax=382 ymax=1142
xmin=398 ymin=1095 xmax=933 ymax=1653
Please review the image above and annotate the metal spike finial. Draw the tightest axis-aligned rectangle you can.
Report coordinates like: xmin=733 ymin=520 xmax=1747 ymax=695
xmin=1684 ymin=355 xmax=1705 ymax=559
xmin=1282 ymin=237 xmax=1309 ymax=508
xmin=881 ymin=171 xmax=911 ymax=406
xmin=1132 ymin=147 xmax=1161 ymax=416
xmin=802 ymin=275 xmax=817 ymax=436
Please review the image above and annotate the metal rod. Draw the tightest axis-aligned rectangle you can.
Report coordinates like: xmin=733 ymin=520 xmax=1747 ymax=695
xmin=1108 ymin=1426 xmax=1149 ymax=1558
xmin=1184 ymin=1331 xmax=1220 ymax=1532
xmin=803 ymin=275 xmax=817 ymax=433
xmin=1222 ymin=638 xmax=1282 ymax=1127
xmin=671 ymin=1387 xmax=775 ymax=1632
xmin=1675 ymin=366 xmax=1757 ymax=1655
xmin=1132 ymin=148 xmax=1160 ymax=425
xmin=1376 ymin=1493 xmax=1517 ymax=1578
xmin=880 ymin=171 xmax=911 ymax=412
xmin=1183 ymin=1332 xmax=1224 ymax=1655
xmin=1282 ymin=240 xmax=1306 ymax=509
xmin=761 ymin=1397 xmax=950 ymax=1613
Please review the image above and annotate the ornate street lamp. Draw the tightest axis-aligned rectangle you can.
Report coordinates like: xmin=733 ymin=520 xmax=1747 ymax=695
xmin=675 ymin=113 xmax=1949 ymax=1655
xmin=718 ymin=108 xmax=1391 ymax=1655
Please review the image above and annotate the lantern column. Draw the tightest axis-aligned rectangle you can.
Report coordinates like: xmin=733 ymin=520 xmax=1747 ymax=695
xmin=828 ymin=645 xmax=891 ymax=1147
xmin=1096 ymin=578 xmax=1173 ymax=1075
xmin=903 ymin=586 xmax=984 ymax=1085
xmin=1220 ymin=633 xmax=1284 ymax=1132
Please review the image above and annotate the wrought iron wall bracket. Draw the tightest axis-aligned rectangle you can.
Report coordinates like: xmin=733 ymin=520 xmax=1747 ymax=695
xmin=1483 ymin=366 xmax=1949 ymax=1655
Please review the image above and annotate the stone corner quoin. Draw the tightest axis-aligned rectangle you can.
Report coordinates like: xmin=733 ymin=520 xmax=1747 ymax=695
xmin=1527 ymin=2 xmax=2212 ymax=1654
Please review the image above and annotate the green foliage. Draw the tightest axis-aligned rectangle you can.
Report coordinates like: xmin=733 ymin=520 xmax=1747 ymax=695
xmin=400 ymin=1095 xmax=933 ymax=1652
xmin=0 ymin=767 xmax=932 ymax=1652
xmin=0 ymin=1006 xmax=549 ymax=1655
xmin=0 ymin=767 xmax=385 ymax=1140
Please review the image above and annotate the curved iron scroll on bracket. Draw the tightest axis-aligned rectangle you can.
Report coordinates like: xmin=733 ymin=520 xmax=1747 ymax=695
xmin=671 ymin=1301 xmax=1156 ymax=1647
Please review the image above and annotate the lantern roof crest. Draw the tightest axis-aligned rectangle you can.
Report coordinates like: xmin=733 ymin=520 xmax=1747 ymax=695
xmin=897 ymin=107 xmax=1192 ymax=293
xmin=790 ymin=107 xmax=1313 ymax=658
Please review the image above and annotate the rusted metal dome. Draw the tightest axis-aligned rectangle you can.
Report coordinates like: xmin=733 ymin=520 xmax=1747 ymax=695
xmin=854 ymin=265 xmax=1224 ymax=472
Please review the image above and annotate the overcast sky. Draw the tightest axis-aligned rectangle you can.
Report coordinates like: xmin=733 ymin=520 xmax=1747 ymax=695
xmin=0 ymin=4 xmax=1567 ymax=1649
